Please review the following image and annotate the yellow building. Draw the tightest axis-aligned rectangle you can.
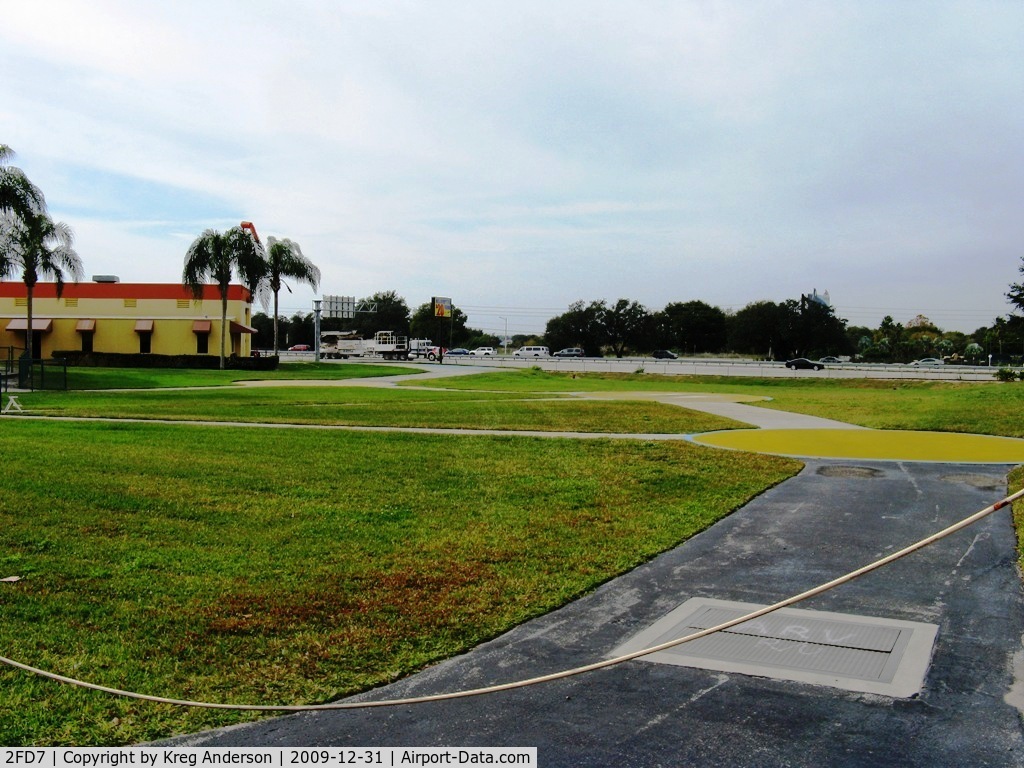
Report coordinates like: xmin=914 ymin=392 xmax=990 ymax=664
xmin=0 ymin=280 xmax=256 ymax=359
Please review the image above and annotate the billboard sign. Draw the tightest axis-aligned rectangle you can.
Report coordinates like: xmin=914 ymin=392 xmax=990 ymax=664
xmin=322 ymin=295 xmax=355 ymax=319
xmin=433 ymin=297 xmax=452 ymax=318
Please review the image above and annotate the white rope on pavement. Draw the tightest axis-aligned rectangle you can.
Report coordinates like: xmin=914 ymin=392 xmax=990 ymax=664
xmin=2 ymin=486 xmax=1022 ymax=712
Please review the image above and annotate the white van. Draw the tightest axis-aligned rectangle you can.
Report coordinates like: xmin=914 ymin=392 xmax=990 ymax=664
xmin=514 ymin=345 xmax=550 ymax=357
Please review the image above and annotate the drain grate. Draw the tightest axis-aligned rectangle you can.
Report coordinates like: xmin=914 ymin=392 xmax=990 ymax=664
xmin=612 ymin=598 xmax=938 ymax=697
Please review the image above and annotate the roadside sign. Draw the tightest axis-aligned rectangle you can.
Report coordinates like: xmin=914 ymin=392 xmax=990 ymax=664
xmin=433 ymin=297 xmax=452 ymax=318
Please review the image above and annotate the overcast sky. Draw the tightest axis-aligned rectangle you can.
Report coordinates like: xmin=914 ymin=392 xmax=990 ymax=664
xmin=3 ymin=1 xmax=1022 ymax=337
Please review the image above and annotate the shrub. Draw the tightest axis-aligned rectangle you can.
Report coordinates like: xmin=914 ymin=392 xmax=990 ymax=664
xmin=994 ymin=367 xmax=1018 ymax=382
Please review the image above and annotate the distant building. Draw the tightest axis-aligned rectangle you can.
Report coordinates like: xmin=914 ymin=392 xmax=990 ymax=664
xmin=0 ymin=279 xmax=255 ymax=359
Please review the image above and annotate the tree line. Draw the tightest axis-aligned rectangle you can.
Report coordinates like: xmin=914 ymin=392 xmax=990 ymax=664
xmin=254 ymin=290 xmax=504 ymax=353
xmin=266 ymin=287 xmax=1024 ymax=365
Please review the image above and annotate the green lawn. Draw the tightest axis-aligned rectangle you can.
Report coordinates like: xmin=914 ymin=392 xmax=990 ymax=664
xmin=407 ymin=369 xmax=1024 ymax=438
xmin=63 ymin=362 xmax=416 ymax=389
xmin=0 ymin=419 xmax=798 ymax=745
xmin=14 ymin=385 xmax=744 ymax=434
xmin=3 ymin=364 xmax=1023 ymax=746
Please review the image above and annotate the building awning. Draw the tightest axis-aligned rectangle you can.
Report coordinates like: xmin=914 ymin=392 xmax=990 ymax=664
xmin=192 ymin=320 xmax=212 ymax=334
xmin=5 ymin=318 xmax=53 ymax=332
xmin=76 ymin=319 xmax=96 ymax=332
xmin=229 ymin=321 xmax=256 ymax=334
xmin=134 ymin=319 xmax=154 ymax=333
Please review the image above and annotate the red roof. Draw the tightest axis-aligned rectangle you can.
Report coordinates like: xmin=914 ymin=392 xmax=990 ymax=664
xmin=0 ymin=282 xmax=252 ymax=301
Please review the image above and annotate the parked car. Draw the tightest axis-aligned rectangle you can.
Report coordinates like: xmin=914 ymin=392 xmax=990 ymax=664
xmin=514 ymin=346 xmax=550 ymax=357
xmin=785 ymin=358 xmax=823 ymax=370
xmin=288 ymin=344 xmax=311 ymax=351
xmin=912 ymin=358 xmax=944 ymax=366
xmin=446 ymin=348 xmax=470 ymax=356
xmin=652 ymin=349 xmax=678 ymax=359
xmin=553 ymin=347 xmax=585 ymax=358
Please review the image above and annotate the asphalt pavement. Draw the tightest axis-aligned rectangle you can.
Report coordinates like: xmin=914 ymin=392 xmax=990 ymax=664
xmin=159 ymin=459 xmax=1024 ymax=767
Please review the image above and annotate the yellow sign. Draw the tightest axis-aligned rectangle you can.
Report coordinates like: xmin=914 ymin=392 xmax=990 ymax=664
xmin=433 ymin=297 xmax=452 ymax=318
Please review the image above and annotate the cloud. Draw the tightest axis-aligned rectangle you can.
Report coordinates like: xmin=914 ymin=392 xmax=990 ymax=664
xmin=1 ymin=1 xmax=1021 ymax=335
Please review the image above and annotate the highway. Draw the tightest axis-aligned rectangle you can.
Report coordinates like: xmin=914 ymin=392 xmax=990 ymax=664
xmin=388 ymin=354 xmax=1003 ymax=382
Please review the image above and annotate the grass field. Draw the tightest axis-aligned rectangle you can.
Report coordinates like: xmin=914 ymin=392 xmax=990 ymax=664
xmin=11 ymin=386 xmax=744 ymax=434
xmin=2 ymin=364 xmax=1022 ymax=746
xmin=61 ymin=362 xmax=417 ymax=390
xmin=0 ymin=369 xmax=790 ymax=745
xmin=408 ymin=368 xmax=1024 ymax=437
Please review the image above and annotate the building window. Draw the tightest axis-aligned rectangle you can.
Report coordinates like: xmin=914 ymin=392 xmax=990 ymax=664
xmin=196 ymin=333 xmax=209 ymax=354
xmin=139 ymin=333 xmax=152 ymax=354
xmin=81 ymin=333 xmax=94 ymax=353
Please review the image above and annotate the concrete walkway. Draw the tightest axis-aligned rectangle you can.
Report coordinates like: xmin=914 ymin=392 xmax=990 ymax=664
xmin=577 ymin=390 xmax=867 ymax=430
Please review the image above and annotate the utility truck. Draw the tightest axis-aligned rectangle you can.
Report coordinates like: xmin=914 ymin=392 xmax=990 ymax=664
xmin=320 ymin=331 xmax=433 ymax=361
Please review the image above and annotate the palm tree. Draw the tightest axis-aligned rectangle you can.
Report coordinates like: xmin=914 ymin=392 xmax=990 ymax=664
xmin=2 ymin=209 xmax=84 ymax=360
xmin=262 ymin=236 xmax=321 ymax=355
xmin=0 ymin=146 xmax=83 ymax=360
xmin=1 ymin=145 xmax=46 ymax=284
xmin=183 ymin=226 xmax=265 ymax=369
xmin=0 ymin=145 xmax=45 ymax=220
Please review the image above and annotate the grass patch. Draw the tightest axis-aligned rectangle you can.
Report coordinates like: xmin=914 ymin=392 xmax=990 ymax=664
xmin=0 ymin=420 xmax=799 ymax=745
xmin=14 ymin=387 xmax=744 ymax=434
xmin=408 ymin=370 xmax=1024 ymax=438
xmin=64 ymin=363 xmax=417 ymax=390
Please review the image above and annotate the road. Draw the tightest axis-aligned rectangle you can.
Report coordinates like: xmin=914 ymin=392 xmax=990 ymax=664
xmin=288 ymin=353 xmax=1003 ymax=381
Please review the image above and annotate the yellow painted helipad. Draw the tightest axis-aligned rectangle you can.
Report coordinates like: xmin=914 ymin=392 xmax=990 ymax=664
xmin=693 ymin=429 xmax=1024 ymax=464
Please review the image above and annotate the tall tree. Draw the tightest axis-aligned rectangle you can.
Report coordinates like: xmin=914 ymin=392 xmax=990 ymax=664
xmin=0 ymin=145 xmax=45 ymax=220
xmin=261 ymin=236 xmax=321 ymax=355
xmin=1 ymin=145 xmax=83 ymax=360
xmin=603 ymin=298 xmax=652 ymax=358
xmin=727 ymin=300 xmax=794 ymax=359
xmin=346 ymin=290 xmax=411 ymax=338
xmin=793 ymin=296 xmax=850 ymax=358
xmin=1007 ymin=256 xmax=1024 ymax=313
xmin=1 ymin=209 xmax=84 ymax=360
xmin=183 ymin=226 xmax=265 ymax=368
xmin=410 ymin=300 xmax=472 ymax=347
xmin=659 ymin=300 xmax=728 ymax=354
xmin=544 ymin=300 xmax=607 ymax=355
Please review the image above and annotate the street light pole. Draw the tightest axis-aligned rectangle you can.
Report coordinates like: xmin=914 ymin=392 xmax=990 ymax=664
xmin=499 ymin=316 xmax=508 ymax=355
xmin=313 ymin=299 xmax=322 ymax=362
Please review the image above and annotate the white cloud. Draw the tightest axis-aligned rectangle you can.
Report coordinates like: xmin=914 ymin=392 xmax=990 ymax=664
xmin=2 ymin=0 xmax=1021 ymax=334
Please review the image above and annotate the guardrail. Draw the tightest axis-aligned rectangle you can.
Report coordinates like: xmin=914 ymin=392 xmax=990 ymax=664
xmin=436 ymin=356 xmax=1004 ymax=381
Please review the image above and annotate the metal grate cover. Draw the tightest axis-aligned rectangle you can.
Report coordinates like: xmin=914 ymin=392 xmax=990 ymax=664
xmin=612 ymin=598 xmax=938 ymax=697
